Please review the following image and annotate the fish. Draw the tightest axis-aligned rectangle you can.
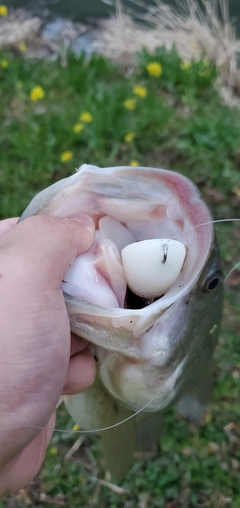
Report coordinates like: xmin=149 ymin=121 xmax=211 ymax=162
xmin=20 ymin=164 xmax=224 ymax=480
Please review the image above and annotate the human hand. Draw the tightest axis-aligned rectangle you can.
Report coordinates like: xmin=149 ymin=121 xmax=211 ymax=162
xmin=0 ymin=215 xmax=96 ymax=495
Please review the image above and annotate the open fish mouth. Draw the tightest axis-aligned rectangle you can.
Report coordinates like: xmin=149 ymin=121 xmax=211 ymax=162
xmin=64 ymin=164 xmax=213 ymax=341
xmin=21 ymin=164 xmax=222 ymax=413
xmin=21 ymin=164 xmax=213 ymax=333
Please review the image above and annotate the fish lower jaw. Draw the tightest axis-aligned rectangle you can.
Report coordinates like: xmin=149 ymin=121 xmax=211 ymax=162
xmin=100 ymin=361 xmax=181 ymax=413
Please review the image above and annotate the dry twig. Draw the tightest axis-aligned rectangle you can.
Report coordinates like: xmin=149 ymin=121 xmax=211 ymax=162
xmin=0 ymin=10 xmax=41 ymax=48
xmin=97 ymin=0 xmax=240 ymax=100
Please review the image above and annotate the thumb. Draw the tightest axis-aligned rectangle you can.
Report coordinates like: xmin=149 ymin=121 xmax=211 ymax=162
xmin=0 ymin=214 xmax=95 ymax=290
xmin=0 ymin=218 xmax=19 ymax=237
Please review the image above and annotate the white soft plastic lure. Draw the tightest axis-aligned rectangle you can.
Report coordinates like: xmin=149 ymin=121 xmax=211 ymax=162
xmin=20 ymin=164 xmax=224 ymax=479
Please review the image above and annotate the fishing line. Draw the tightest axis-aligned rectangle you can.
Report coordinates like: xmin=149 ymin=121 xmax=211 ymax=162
xmin=169 ymin=217 xmax=240 ymax=241
xmin=0 ymin=384 xmax=169 ymax=435
xmin=224 ymin=262 xmax=240 ymax=284
xmin=0 ymin=371 xmax=176 ymax=434
xmin=169 ymin=217 xmax=240 ymax=283
xmin=2 ymin=217 xmax=240 ymax=437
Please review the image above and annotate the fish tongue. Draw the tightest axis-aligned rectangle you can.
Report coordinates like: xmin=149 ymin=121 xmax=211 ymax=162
xmin=99 ymin=215 xmax=136 ymax=252
xmin=63 ymin=228 xmax=128 ymax=309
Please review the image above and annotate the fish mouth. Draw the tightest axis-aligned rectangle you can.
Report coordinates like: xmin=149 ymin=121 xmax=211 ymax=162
xmin=20 ymin=163 xmax=214 ymax=339
xmin=20 ymin=164 xmax=218 ymax=414
xmin=60 ymin=165 xmax=214 ymax=338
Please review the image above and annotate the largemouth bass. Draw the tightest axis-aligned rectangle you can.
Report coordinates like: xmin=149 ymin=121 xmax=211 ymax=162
xmin=20 ymin=164 xmax=224 ymax=479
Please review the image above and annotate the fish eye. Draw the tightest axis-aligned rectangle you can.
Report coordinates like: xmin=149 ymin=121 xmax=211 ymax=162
xmin=203 ymin=274 xmax=221 ymax=293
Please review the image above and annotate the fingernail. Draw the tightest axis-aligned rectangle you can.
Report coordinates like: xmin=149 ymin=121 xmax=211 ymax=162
xmin=68 ymin=213 xmax=95 ymax=229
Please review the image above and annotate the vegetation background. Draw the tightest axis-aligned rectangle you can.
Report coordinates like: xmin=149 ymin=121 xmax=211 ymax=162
xmin=1 ymin=1 xmax=240 ymax=506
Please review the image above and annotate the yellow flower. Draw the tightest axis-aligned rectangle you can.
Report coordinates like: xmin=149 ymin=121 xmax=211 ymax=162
xmin=18 ymin=42 xmax=26 ymax=52
xmin=123 ymin=98 xmax=136 ymax=110
xmin=130 ymin=160 xmax=139 ymax=166
xmin=30 ymin=86 xmax=45 ymax=101
xmin=180 ymin=60 xmax=191 ymax=70
xmin=146 ymin=62 xmax=162 ymax=77
xmin=49 ymin=446 xmax=58 ymax=455
xmin=133 ymin=85 xmax=147 ymax=98
xmin=80 ymin=111 xmax=92 ymax=123
xmin=0 ymin=59 xmax=8 ymax=68
xmin=60 ymin=150 xmax=73 ymax=162
xmin=124 ymin=132 xmax=135 ymax=143
xmin=73 ymin=122 xmax=84 ymax=134
xmin=72 ymin=423 xmax=80 ymax=431
xmin=0 ymin=5 xmax=8 ymax=16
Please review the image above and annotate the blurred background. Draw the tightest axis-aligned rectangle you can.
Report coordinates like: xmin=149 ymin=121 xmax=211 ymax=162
xmin=5 ymin=0 xmax=240 ymax=33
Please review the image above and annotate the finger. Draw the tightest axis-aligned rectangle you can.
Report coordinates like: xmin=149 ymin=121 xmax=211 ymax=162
xmin=62 ymin=350 xmax=96 ymax=395
xmin=0 ymin=218 xmax=19 ymax=237
xmin=0 ymin=412 xmax=55 ymax=496
xmin=0 ymin=214 xmax=95 ymax=290
xmin=70 ymin=333 xmax=89 ymax=357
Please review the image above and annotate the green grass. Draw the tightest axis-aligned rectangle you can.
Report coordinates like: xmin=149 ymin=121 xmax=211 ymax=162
xmin=1 ymin=46 xmax=240 ymax=507
xmin=1 ymin=46 xmax=240 ymax=219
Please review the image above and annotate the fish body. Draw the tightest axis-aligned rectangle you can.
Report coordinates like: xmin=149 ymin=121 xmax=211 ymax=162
xmin=20 ymin=164 xmax=224 ymax=478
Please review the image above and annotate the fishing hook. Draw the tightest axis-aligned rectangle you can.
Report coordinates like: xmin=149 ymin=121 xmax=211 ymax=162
xmin=161 ymin=243 xmax=168 ymax=264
